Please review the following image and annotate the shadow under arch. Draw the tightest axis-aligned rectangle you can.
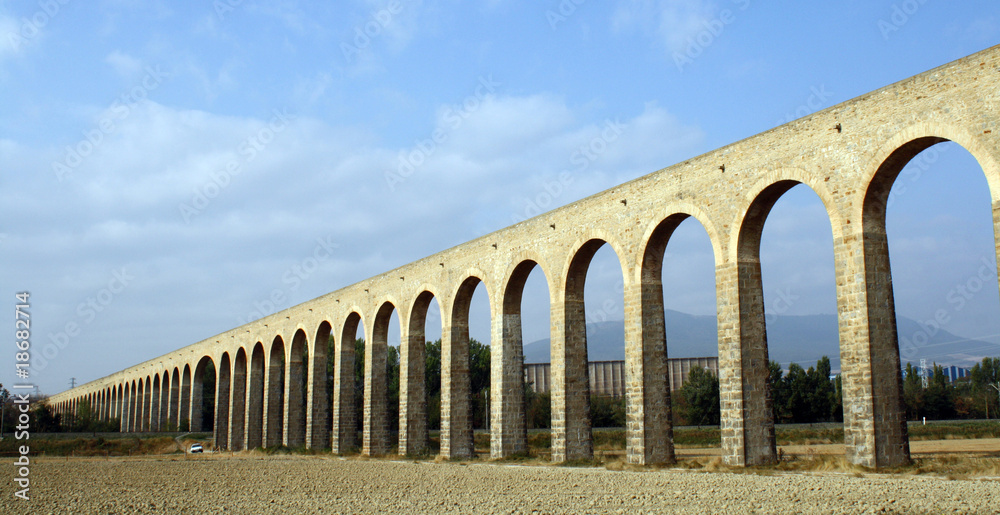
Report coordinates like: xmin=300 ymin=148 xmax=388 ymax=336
xmin=193 ymin=355 xmax=216 ymax=433
xmin=150 ymin=373 xmax=161 ymax=432
xmin=229 ymin=347 xmax=248 ymax=450
xmin=215 ymin=352 xmax=232 ymax=450
xmin=168 ymin=367 xmax=181 ymax=430
xmin=141 ymin=375 xmax=151 ymax=432
xmin=180 ymin=364 xmax=192 ymax=431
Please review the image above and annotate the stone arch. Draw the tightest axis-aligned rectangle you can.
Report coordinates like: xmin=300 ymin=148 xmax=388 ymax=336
xmin=156 ymin=371 xmax=169 ymax=430
xmin=726 ymin=176 xmax=839 ymax=465
xmin=128 ymin=380 xmax=137 ymax=432
xmin=636 ymin=203 xmax=724 ymax=276
xmin=169 ymin=368 xmax=181 ymax=430
xmin=280 ymin=328 xmax=307 ymax=448
xmin=216 ymin=352 xmax=232 ymax=450
xmin=850 ymin=127 xmax=1000 ymax=467
xmin=561 ymin=233 xmax=630 ymax=286
xmin=629 ymin=210 xmax=722 ymax=465
xmin=141 ymin=375 xmax=151 ymax=432
xmin=399 ymin=289 xmax=441 ymax=456
xmin=493 ymin=258 xmax=553 ymax=458
xmin=151 ymin=372 xmax=161 ymax=432
xmin=246 ymin=342 xmax=266 ymax=449
xmin=860 ymin=122 xmax=1000 ymax=219
xmin=116 ymin=383 xmax=124 ymax=430
xmin=229 ymin=347 xmax=248 ymax=450
xmin=729 ymin=169 xmax=844 ymax=255
xmin=193 ymin=355 xmax=216 ymax=432
xmin=179 ymin=364 xmax=192 ymax=431
xmin=265 ymin=335 xmax=286 ymax=447
xmin=451 ymin=274 xmax=493 ymax=455
xmin=552 ymin=237 xmax=628 ymax=462
xmin=332 ymin=311 xmax=364 ymax=454
xmin=307 ymin=321 xmax=331 ymax=449
xmin=364 ymin=300 xmax=400 ymax=455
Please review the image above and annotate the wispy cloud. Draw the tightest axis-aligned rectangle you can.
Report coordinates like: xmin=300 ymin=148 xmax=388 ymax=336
xmin=612 ymin=0 xmax=718 ymax=54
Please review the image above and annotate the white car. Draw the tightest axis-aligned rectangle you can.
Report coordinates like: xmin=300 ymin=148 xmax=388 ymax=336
xmin=189 ymin=443 xmax=204 ymax=453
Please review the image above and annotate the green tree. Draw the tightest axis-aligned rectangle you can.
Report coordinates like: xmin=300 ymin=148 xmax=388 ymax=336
xmin=922 ymin=364 xmax=954 ymax=420
xmin=902 ymin=362 xmax=924 ymax=420
xmin=768 ymin=361 xmax=789 ymax=423
xmin=525 ymin=384 xmax=551 ymax=429
xmin=33 ymin=402 xmax=62 ymax=433
xmin=680 ymin=366 xmax=720 ymax=426
xmin=425 ymin=339 xmax=442 ymax=430
xmin=72 ymin=398 xmax=96 ymax=432
xmin=469 ymin=338 xmax=490 ymax=429
xmin=589 ymin=395 xmax=625 ymax=428
xmin=970 ymin=357 xmax=1000 ymax=418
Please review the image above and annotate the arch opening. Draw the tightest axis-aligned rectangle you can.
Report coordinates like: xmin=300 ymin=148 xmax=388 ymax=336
xmin=308 ymin=321 xmax=332 ymax=450
xmin=332 ymin=312 xmax=364 ymax=454
xmin=247 ymin=342 xmax=266 ymax=449
xmin=193 ymin=355 xmax=217 ymax=433
xmin=265 ymin=336 xmax=286 ymax=447
xmin=860 ymin=139 xmax=1000 ymax=466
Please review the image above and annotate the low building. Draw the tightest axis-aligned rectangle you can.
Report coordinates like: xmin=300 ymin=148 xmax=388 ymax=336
xmin=524 ymin=357 xmax=718 ymax=397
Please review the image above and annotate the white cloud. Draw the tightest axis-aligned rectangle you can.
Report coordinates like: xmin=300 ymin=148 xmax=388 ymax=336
xmin=612 ymin=0 xmax=718 ymax=54
xmin=105 ymin=50 xmax=144 ymax=78
xmin=4 ymin=92 xmax=708 ymax=393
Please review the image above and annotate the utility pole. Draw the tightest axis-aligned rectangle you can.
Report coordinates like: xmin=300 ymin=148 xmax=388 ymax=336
xmin=0 ymin=389 xmax=8 ymax=438
xmin=69 ymin=377 xmax=76 ymax=389
xmin=991 ymin=383 xmax=1000 ymax=421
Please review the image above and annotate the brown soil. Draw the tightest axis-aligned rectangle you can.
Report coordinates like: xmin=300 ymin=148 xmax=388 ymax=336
xmin=4 ymin=450 xmax=999 ymax=514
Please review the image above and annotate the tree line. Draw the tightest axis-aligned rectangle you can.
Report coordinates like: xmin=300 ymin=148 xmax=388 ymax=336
xmin=18 ymin=347 xmax=1000 ymax=435
xmin=679 ymin=355 xmax=1000 ymax=426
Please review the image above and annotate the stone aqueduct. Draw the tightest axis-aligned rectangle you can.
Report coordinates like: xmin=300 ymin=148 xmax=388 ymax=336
xmin=48 ymin=46 xmax=1000 ymax=468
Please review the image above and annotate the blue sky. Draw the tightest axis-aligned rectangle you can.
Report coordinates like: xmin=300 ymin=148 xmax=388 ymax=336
xmin=1 ymin=1 xmax=998 ymax=395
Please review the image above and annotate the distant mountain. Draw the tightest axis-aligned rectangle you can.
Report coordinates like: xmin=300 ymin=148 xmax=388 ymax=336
xmin=522 ymin=310 xmax=999 ymax=372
